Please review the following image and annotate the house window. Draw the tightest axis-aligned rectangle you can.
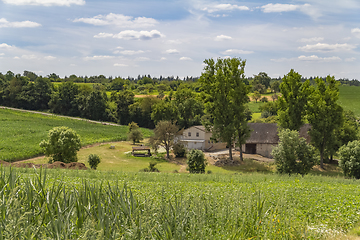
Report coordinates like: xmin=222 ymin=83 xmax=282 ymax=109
xmin=188 ymin=132 xmax=191 ymax=137
xmin=196 ymin=132 xmax=199 ymax=137
xmin=208 ymin=140 xmax=210 ymax=144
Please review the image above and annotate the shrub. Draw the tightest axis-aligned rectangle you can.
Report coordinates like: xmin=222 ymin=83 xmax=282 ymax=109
xmin=141 ymin=162 xmax=160 ymax=172
xmin=339 ymin=140 xmax=360 ymax=179
xmin=39 ymin=126 xmax=81 ymax=163
xmin=187 ymin=149 xmax=207 ymax=173
xmin=272 ymin=129 xmax=317 ymax=176
xmin=173 ymin=142 xmax=187 ymax=158
xmin=260 ymin=96 xmax=268 ymax=103
xmin=127 ymin=122 xmax=143 ymax=144
xmin=88 ymin=154 xmax=101 ymax=170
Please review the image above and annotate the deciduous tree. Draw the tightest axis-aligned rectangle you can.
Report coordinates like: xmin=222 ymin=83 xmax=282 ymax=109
xmin=153 ymin=121 xmax=179 ymax=159
xmin=278 ymin=69 xmax=311 ymax=131
xmin=40 ymin=126 xmax=81 ymax=163
xmin=307 ymin=76 xmax=343 ymax=169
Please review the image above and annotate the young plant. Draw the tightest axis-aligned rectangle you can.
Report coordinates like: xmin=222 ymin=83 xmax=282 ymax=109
xmin=88 ymin=154 xmax=101 ymax=170
xmin=187 ymin=149 xmax=207 ymax=173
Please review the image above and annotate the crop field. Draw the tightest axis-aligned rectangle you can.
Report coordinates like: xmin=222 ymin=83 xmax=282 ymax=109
xmin=1 ymin=167 xmax=359 ymax=239
xmin=338 ymin=85 xmax=360 ymax=117
xmin=0 ymin=108 xmax=153 ymax=162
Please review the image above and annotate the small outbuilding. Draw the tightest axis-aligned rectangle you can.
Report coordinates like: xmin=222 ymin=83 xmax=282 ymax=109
xmin=132 ymin=146 xmax=151 ymax=157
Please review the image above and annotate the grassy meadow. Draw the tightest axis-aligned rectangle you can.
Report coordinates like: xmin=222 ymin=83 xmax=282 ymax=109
xmin=1 ymin=167 xmax=360 ymax=239
xmin=0 ymin=108 xmax=153 ymax=162
xmin=339 ymin=85 xmax=360 ymax=117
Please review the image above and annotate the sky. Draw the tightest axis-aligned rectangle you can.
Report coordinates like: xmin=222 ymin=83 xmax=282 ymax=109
xmin=0 ymin=0 xmax=360 ymax=79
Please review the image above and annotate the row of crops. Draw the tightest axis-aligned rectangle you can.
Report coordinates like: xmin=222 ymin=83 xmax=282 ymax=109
xmin=1 ymin=167 xmax=360 ymax=239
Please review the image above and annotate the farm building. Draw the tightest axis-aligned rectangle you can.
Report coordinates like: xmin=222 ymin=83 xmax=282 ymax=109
xmin=178 ymin=123 xmax=311 ymax=158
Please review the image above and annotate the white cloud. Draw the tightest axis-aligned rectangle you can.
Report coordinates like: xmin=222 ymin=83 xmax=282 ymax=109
xmin=74 ymin=13 xmax=157 ymax=28
xmin=299 ymin=43 xmax=356 ymax=52
xmin=0 ymin=43 xmax=16 ymax=49
xmin=94 ymin=33 xmax=114 ymax=38
xmin=202 ymin=4 xmax=249 ymax=13
xmin=270 ymin=57 xmax=293 ymax=62
xmin=113 ymin=30 xmax=164 ymax=40
xmin=44 ymin=56 xmax=56 ymax=60
xmin=135 ymin=57 xmax=150 ymax=61
xmin=179 ymin=57 xmax=192 ymax=61
xmin=0 ymin=18 xmax=41 ymax=28
xmin=160 ymin=57 xmax=167 ymax=61
xmin=114 ymin=63 xmax=128 ymax=67
xmin=345 ymin=57 xmax=356 ymax=62
xmin=20 ymin=54 xmax=38 ymax=60
xmin=351 ymin=28 xmax=360 ymax=33
xmin=261 ymin=3 xmax=299 ymax=13
xmin=221 ymin=49 xmax=254 ymax=55
xmin=165 ymin=49 xmax=179 ymax=54
xmin=84 ymin=55 xmax=115 ymax=61
xmin=298 ymin=55 xmax=341 ymax=62
xmin=2 ymin=0 xmax=85 ymax=6
xmin=298 ymin=37 xmax=324 ymax=42
xmin=214 ymin=35 xmax=232 ymax=41
xmin=117 ymin=50 xmax=144 ymax=55
xmin=0 ymin=53 xmax=4 ymax=56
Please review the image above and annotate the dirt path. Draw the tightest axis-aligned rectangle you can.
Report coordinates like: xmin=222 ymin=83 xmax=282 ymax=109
xmin=205 ymin=149 xmax=274 ymax=164
xmin=0 ymin=106 xmax=122 ymax=127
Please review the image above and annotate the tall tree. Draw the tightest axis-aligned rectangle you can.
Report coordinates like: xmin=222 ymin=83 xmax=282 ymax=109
xmin=307 ymin=76 xmax=343 ymax=169
xmin=252 ymin=72 xmax=271 ymax=89
xmin=278 ymin=69 xmax=311 ymax=131
xmin=200 ymin=57 xmax=250 ymax=161
xmin=112 ymin=90 xmax=134 ymax=125
xmin=152 ymin=121 xmax=179 ymax=159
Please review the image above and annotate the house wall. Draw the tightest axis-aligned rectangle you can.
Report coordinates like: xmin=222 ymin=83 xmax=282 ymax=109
xmin=241 ymin=143 xmax=277 ymax=158
xmin=182 ymin=127 xmax=206 ymax=141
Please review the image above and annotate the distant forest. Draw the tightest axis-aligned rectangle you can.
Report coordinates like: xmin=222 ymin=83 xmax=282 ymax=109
xmin=0 ymin=70 xmax=359 ymax=130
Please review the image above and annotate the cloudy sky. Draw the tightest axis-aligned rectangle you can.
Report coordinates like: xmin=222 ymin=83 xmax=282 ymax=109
xmin=0 ymin=0 xmax=360 ymax=79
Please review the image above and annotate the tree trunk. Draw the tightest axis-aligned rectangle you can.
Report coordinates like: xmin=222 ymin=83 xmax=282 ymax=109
xmin=229 ymin=146 xmax=233 ymax=161
xmin=320 ymin=150 xmax=324 ymax=169
xmin=166 ymin=145 xmax=170 ymax=159
xmin=239 ymin=147 xmax=243 ymax=161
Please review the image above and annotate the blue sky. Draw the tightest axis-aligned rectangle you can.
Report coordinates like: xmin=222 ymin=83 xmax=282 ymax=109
xmin=0 ymin=0 xmax=360 ymax=79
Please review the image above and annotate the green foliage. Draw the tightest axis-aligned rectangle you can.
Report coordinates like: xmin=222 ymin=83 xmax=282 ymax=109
xmin=40 ymin=126 xmax=81 ymax=163
xmin=260 ymin=96 xmax=268 ymax=103
xmin=252 ymin=91 xmax=261 ymax=102
xmin=0 ymin=108 xmax=153 ymax=162
xmin=141 ymin=161 xmax=160 ymax=172
xmin=127 ymin=122 xmax=143 ymax=144
xmin=272 ymin=129 xmax=317 ymax=176
xmin=1 ymin=167 xmax=360 ymax=238
xmin=173 ymin=142 xmax=187 ymax=158
xmin=339 ymin=140 xmax=360 ymax=179
xmin=278 ymin=69 xmax=311 ymax=131
xmin=88 ymin=153 xmax=101 ymax=169
xmin=153 ymin=121 xmax=179 ymax=159
xmin=253 ymin=72 xmax=271 ymax=88
xmin=187 ymin=149 xmax=207 ymax=173
xmin=307 ymin=76 xmax=343 ymax=168
xmin=270 ymin=80 xmax=280 ymax=93
xmin=200 ymin=57 xmax=251 ymax=160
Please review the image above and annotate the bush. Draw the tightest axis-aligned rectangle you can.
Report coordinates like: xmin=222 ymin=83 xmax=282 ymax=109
xmin=339 ymin=140 xmax=360 ymax=179
xmin=39 ymin=126 xmax=81 ymax=163
xmin=272 ymin=129 xmax=317 ymax=176
xmin=187 ymin=149 xmax=207 ymax=173
xmin=88 ymin=154 xmax=101 ymax=170
xmin=141 ymin=162 xmax=160 ymax=172
xmin=260 ymin=96 xmax=268 ymax=103
xmin=173 ymin=142 xmax=187 ymax=158
xmin=127 ymin=122 xmax=143 ymax=144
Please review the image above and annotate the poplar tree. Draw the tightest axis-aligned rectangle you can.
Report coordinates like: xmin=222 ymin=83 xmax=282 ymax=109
xmin=200 ymin=57 xmax=250 ymax=161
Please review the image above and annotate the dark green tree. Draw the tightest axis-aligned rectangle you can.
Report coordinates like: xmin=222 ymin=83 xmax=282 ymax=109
xmin=307 ymin=76 xmax=343 ymax=169
xmin=112 ymin=90 xmax=134 ymax=125
xmin=253 ymin=72 xmax=271 ymax=88
xmin=187 ymin=149 xmax=207 ymax=173
xmin=200 ymin=57 xmax=250 ymax=161
xmin=278 ymin=69 xmax=311 ymax=131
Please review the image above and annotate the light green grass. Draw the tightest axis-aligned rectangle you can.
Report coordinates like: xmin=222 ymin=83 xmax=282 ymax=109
xmin=0 ymin=108 xmax=153 ymax=162
xmin=1 ymin=167 xmax=360 ymax=239
xmin=338 ymin=85 xmax=360 ymax=117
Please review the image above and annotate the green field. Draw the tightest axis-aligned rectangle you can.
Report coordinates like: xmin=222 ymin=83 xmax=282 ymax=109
xmin=0 ymin=108 xmax=153 ymax=162
xmin=339 ymin=85 xmax=360 ymax=117
xmin=1 ymin=167 xmax=359 ymax=239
